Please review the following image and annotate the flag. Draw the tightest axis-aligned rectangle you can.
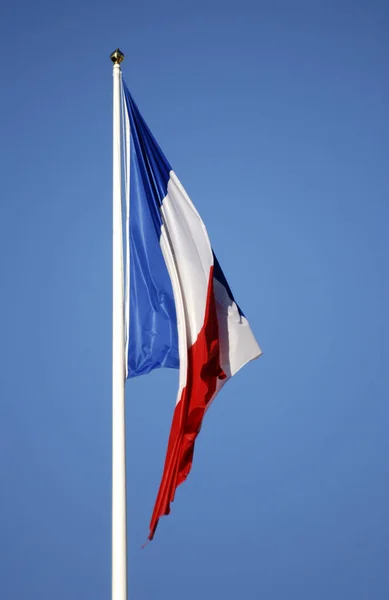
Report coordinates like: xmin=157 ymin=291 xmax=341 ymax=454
xmin=122 ymin=80 xmax=262 ymax=541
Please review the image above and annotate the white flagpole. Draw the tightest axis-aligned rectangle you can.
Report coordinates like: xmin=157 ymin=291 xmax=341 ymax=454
xmin=110 ymin=48 xmax=127 ymax=600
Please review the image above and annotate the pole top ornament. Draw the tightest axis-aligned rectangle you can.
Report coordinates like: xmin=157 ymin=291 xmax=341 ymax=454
xmin=110 ymin=49 xmax=125 ymax=65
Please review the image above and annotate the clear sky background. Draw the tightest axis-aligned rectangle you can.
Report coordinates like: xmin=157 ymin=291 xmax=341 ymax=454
xmin=0 ymin=1 xmax=388 ymax=599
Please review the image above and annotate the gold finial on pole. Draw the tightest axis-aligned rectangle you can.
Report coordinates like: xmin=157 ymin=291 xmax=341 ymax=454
xmin=110 ymin=48 xmax=125 ymax=65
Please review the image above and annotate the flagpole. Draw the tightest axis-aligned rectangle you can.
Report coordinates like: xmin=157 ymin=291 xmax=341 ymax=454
xmin=110 ymin=48 xmax=127 ymax=600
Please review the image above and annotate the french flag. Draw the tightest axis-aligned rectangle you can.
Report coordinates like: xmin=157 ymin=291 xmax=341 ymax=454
xmin=122 ymin=81 xmax=262 ymax=541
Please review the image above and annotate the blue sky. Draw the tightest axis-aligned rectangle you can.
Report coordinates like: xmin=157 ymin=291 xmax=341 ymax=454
xmin=0 ymin=1 xmax=388 ymax=599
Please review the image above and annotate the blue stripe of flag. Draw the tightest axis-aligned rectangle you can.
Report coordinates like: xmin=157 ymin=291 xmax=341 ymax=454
xmin=123 ymin=81 xmax=179 ymax=378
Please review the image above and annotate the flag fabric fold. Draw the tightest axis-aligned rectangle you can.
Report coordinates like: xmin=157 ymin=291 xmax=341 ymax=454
xmin=122 ymin=80 xmax=262 ymax=540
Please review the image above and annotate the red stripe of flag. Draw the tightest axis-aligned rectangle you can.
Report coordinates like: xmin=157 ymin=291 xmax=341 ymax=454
xmin=148 ymin=266 xmax=227 ymax=541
